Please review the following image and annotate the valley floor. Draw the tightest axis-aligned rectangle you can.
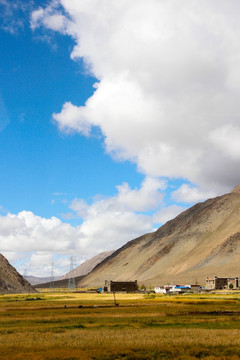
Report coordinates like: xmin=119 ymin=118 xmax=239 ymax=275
xmin=1 ymin=292 xmax=240 ymax=359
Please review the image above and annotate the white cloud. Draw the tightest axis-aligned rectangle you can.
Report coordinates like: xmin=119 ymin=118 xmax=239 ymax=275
xmin=0 ymin=0 xmax=32 ymax=33
xmin=70 ymin=198 xmax=89 ymax=218
xmin=153 ymin=205 xmax=186 ymax=224
xmin=171 ymin=184 xmax=217 ymax=204
xmin=31 ymin=1 xmax=67 ymax=32
xmin=32 ymin=0 xmax=240 ymax=194
xmin=10 ymin=252 xmax=73 ymax=278
xmin=29 ymin=252 xmax=53 ymax=267
xmin=69 ymin=177 xmax=165 ymax=252
xmin=0 ymin=211 xmax=76 ymax=253
xmin=209 ymin=125 xmax=240 ymax=160
xmin=71 ymin=177 xmax=166 ymax=216
xmin=1 ymin=179 xmax=172 ymax=275
xmin=1 ymin=251 xmax=23 ymax=263
xmin=115 ymin=177 xmax=166 ymax=212
xmin=53 ymin=102 xmax=92 ymax=136
xmin=31 ymin=7 xmax=44 ymax=29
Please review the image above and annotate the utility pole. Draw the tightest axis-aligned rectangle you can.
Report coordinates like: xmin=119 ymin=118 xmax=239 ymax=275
xmin=113 ymin=292 xmax=119 ymax=307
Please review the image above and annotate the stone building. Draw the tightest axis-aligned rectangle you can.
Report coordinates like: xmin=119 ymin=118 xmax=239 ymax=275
xmin=206 ymin=276 xmax=239 ymax=290
xmin=104 ymin=280 xmax=138 ymax=292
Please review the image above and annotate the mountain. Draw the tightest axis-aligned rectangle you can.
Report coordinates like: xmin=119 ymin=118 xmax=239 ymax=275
xmin=77 ymin=185 xmax=240 ymax=287
xmin=61 ymin=250 xmax=115 ymax=279
xmin=0 ymin=254 xmax=36 ymax=294
xmin=34 ymin=275 xmax=85 ymax=289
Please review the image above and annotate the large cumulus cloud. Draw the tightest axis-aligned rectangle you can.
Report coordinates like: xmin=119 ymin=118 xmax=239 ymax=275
xmin=31 ymin=0 xmax=240 ymax=194
xmin=2 ymin=178 xmax=180 ymax=275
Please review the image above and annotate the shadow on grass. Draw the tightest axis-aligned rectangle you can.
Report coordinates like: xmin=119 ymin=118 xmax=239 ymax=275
xmin=92 ymin=345 xmax=240 ymax=360
xmin=61 ymin=324 xmax=85 ymax=329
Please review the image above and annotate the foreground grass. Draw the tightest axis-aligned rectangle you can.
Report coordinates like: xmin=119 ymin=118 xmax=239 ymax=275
xmin=1 ymin=292 xmax=240 ymax=359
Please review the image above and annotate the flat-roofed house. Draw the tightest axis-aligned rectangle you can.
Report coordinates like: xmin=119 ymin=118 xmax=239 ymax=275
xmin=104 ymin=280 xmax=138 ymax=292
xmin=206 ymin=276 xmax=239 ymax=290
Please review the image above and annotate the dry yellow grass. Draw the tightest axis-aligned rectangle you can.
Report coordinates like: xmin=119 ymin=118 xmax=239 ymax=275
xmin=1 ymin=292 xmax=240 ymax=359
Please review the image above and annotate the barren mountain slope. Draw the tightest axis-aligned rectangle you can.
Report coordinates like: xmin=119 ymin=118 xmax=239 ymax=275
xmin=78 ymin=185 xmax=240 ymax=287
xmin=0 ymin=254 xmax=36 ymax=293
xmin=61 ymin=250 xmax=115 ymax=279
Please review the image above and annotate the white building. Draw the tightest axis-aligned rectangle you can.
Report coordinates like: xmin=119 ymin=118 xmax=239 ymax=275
xmin=155 ymin=285 xmax=191 ymax=294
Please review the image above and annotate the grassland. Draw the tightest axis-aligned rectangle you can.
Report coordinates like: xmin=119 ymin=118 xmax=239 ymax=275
xmin=1 ymin=292 xmax=240 ymax=359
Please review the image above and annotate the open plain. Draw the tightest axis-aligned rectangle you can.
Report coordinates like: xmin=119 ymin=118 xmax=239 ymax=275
xmin=1 ymin=292 xmax=240 ymax=359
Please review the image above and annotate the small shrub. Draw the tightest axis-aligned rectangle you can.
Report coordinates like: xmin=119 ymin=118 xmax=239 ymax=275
xmin=25 ymin=297 xmax=43 ymax=301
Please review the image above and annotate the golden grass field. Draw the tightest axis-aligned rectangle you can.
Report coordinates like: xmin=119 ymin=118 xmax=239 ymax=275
xmin=1 ymin=291 xmax=240 ymax=359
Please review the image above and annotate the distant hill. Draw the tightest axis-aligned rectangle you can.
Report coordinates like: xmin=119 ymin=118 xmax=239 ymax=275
xmin=0 ymin=254 xmax=36 ymax=294
xmin=77 ymin=185 xmax=240 ymax=287
xmin=25 ymin=275 xmax=62 ymax=285
xmin=61 ymin=250 xmax=115 ymax=279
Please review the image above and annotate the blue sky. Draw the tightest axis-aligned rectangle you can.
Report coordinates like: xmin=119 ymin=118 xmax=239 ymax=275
xmin=1 ymin=0 xmax=240 ymax=276
xmin=0 ymin=10 xmax=146 ymax=219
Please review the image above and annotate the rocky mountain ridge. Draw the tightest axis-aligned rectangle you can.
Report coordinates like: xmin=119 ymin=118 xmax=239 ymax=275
xmin=78 ymin=185 xmax=240 ymax=287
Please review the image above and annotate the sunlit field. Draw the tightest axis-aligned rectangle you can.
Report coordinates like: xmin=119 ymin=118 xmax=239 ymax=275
xmin=1 ymin=291 xmax=240 ymax=359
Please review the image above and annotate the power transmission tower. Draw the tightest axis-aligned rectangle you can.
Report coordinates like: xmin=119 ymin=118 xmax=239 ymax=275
xmin=23 ymin=268 xmax=27 ymax=280
xmin=24 ymin=268 xmax=31 ymax=294
xmin=50 ymin=262 xmax=55 ymax=293
xmin=68 ymin=256 xmax=76 ymax=291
